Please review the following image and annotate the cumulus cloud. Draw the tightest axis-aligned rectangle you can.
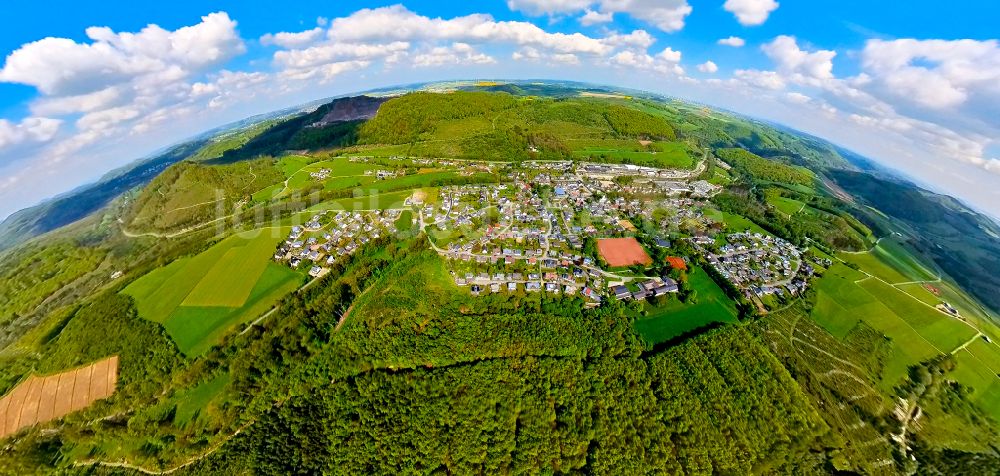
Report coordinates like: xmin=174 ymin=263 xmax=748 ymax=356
xmin=0 ymin=12 xmax=254 ymax=189
xmin=326 ymin=5 xmax=614 ymax=55
xmin=717 ymin=36 xmax=745 ymax=47
xmin=723 ymin=0 xmax=779 ymax=26
xmin=260 ymin=27 xmax=324 ymax=48
xmin=0 ymin=117 xmax=61 ymax=151
xmin=697 ymin=60 xmax=718 ymax=73
xmin=609 ymin=47 xmax=684 ymax=75
xmin=0 ymin=12 xmax=244 ymax=96
xmin=506 ymin=0 xmax=592 ymax=16
xmin=507 ymin=0 xmax=692 ymax=32
xmin=761 ymin=35 xmax=836 ymax=84
xmin=860 ymin=38 xmax=1000 ymax=110
xmin=579 ymin=9 xmax=614 ymax=25
xmin=413 ymin=43 xmax=496 ymax=67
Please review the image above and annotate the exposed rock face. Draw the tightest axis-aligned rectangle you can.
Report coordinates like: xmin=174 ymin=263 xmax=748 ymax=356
xmin=312 ymin=95 xmax=388 ymax=126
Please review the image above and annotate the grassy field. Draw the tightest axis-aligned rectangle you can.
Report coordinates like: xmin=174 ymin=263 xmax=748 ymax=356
xmin=308 ymin=189 xmax=421 ymax=212
xmin=123 ymin=230 xmax=303 ymax=355
xmin=632 ymin=266 xmax=739 ymax=344
xmin=181 ymin=235 xmax=279 ymax=307
xmin=173 ymin=373 xmax=231 ymax=426
xmin=766 ymin=195 xmax=805 ymax=216
xmin=567 ymin=139 xmax=694 ymax=169
xmin=857 ymin=279 xmax=975 ymax=351
xmin=952 ymin=339 xmax=1000 ymax=422
xmin=840 ymin=239 xmax=937 ymax=284
xmin=810 ymin=262 xmax=980 ymax=391
xmin=395 ymin=210 xmax=414 ymax=233
xmin=705 ymin=210 xmax=770 ymax=236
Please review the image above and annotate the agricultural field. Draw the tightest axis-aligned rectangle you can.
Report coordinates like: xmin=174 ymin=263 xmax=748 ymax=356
xmin=633 ymin=266 xmax=739 ymax=344
xmin=810 ymin=261 xmax=983 ymax=392
xmin=840 ymin=238 xmax=938 ymax=284
xmin=709 ymin=210 xmax=771 ymax=236
xmin=764 ymin=191 xmax=805 ymax=216
xmin=0 ymin=356 xmax=117 ymax=438
xmin=567 ymin=139 xmax=694 ymax=169
xmin=123 ymin=230 xmax=303 ymax=355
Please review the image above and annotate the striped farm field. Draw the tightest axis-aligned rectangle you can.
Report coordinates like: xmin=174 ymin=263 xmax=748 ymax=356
xmin=124 ymin=229 xmax=303 ymax=355
xmin=0 ymin=356 xmax=118 ymax=439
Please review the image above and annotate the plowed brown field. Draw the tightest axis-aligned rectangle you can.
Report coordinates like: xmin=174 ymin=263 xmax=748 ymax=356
xmin=0 ymin=355 xmax=118 ymax=438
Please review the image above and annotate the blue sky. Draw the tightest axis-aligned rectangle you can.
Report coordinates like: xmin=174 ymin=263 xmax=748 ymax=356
xmin=1 ymin=1 xmax=999 ymax=219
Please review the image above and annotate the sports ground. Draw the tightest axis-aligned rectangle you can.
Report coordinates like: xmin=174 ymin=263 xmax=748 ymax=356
xmin=597 ymin=237 xmax=652 ymax=267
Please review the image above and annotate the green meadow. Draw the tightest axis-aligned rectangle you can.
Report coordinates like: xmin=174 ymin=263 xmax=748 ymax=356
xmin=123 ymin=229 xmax=303 ymax=355
xmin=567 ymin=139 xmax=694 ymax=169
xmin=633 ymin=266 xmax=739 ymax=345
xmin=765 ymin=194 xmax=805 ymax=216
xmin=840 ymin=238 xmax=937 ymax=284
xmin=173 ymin=373 xmax=231 ymax=426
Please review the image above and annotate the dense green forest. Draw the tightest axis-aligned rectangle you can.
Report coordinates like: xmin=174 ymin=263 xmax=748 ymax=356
xmin=716 ymin=147 xmax=814 ymax=186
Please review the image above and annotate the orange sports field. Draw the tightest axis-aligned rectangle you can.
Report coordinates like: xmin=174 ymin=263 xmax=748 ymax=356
xmin=597 ymin=237 xmax=652 ymax=267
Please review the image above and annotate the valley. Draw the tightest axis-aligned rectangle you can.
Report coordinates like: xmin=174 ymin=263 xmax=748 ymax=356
xmin=0 ymin=81 xmax=998 ymax=474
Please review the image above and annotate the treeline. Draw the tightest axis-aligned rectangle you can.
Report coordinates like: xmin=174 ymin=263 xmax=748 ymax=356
xmin=218 ymin=96 xmax=388 ymax=162
xmin=716 ymin=148 xmax=814 ymax=186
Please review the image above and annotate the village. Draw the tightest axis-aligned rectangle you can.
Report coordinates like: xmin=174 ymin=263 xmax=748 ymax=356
xmin=272 ymin=158 xmax=815 ymax=307
xmin=272 ymin=209 xmax=401 ymax=278
xmin=702 ymin=231 xmax=811 ymax=299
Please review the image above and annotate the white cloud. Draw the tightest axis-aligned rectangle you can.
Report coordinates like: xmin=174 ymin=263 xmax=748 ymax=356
xmin=785 ymin=91 xmax=810 ymax=104
xmin=733 ymin=69 xmax=785 ymax=89
xmin=273 ymin=41 xmax=410 ymax=70
xmin=506 ymin=0 xmax=692 ymax=32
xmin=0 ymin=12 xmax=244 ymax=97
xmin=723 ymin=0 xmax=779 ymax=26
xmin=506 ymin=0 xmax=592 ymax=16
xmin=0 ymin=117 xmax=61 ymax=151
xmin=860 ymin=38 xmax=1000 ymax=110
xmin=610 ymin=47 xmax=684 ymax=75
xmin=413 ymin=43 xmax=496 ymax=67
xmin=697 ymin=61 xmax=718 ymax=73
xmin=761 ymin=35 xmax=836 ymax=83
xmin=30 ymin=87 xmax=125 ymax=116
xmin=598 ymin=0 xmax=692 ymax=32
xmin=260 ymin=27 xmax=324 ymax=48
xmin=718 ymin=36 xmax=745 ymax=47
xmin=656 ymin=47 xmax=682 ymax=63
xmin=579 ymin=9 xmax=614 ymax=25
xmin=552 ymin=53 xmax=581 ymax=65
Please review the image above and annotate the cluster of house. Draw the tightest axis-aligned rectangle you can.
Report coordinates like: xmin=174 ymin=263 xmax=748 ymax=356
xmin=364 ymin=169 xmax=402 ymax=180
xmin=610 ymin=277 xmax=680 ymax=301
xmin=453 ymin=267 xmax=603 ymax=304
xmin=273 ymin=209 xmax=401 ymax=277
xmin=701 ymin=232 xmax=812 ymax=298
xmin=654 ymin=179 xmax=720 ymax=198
xmin=309 ymin=168 xmax=331 ymax=180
